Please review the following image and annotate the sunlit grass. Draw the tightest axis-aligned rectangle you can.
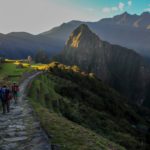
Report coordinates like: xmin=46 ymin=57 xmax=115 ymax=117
xmin=0 ymin=62 xmax=32 ymax=83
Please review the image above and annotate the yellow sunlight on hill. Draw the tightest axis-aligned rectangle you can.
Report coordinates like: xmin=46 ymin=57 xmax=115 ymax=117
xmin=71 ymin=32 xmax=81 ymax=48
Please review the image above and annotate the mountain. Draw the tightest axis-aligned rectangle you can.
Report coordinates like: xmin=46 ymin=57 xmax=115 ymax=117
xmin=103 ymin=12 xmax=150 ymax=29
xmin=28 ymin=62 xmax=150 ymax=150
xmin=0 ymin=12 xmax=150 ymax=59
xmin=56 ymin=24 xmax=150 ymax=105
xmin=41 ymin=12 xmax=150 ymax=58
xmin=0 ymin=32 xmax=62 ymax=59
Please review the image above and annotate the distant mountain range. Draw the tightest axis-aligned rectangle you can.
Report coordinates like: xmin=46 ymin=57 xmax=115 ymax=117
xmin=0 ymin=32 xmax=63 ymax=59
xmin=56 ymin=24 xmax=150 ymax=105
xmin=0 ymin=12 xmax=150 ymax=59
xmin=41 ymin=11 xmax=150 ymax=57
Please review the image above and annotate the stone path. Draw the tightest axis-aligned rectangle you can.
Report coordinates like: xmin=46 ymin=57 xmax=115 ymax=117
xmin=0 ymin=73 xmax=51 ymax=150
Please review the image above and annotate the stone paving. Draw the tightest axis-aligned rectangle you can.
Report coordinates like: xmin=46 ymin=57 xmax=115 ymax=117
xmin=0 ymin=73 xmax=51 ymax=150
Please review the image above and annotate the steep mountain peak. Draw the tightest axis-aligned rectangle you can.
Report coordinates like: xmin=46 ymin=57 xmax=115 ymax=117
xmin=141 ymin=11 xmax=150 ymax=17
xmin=60 ymin=23 xmax=149 ymax=105
xmin=112 ymin=11 xmax=139 ymax=25
xmin=66 ymin=24 xmax=101 ymax=49
xmin=72 ymin=24 xmax=91 ymax=36
xmin=114 ymin=11 xmax=130 ymax=19
xmin=121 ymin=11 xmax=130 ymax=16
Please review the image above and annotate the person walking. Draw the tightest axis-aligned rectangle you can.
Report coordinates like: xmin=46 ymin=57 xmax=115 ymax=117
xmin=12 ymin=82 xmax=19 ymax=104
xmin=0 ymin=85 xmax=11 ymax=114
xmin=0 ymin=86 xmax=4 ymax=113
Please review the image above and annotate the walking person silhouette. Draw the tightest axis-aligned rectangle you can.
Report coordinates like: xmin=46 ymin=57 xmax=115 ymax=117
xmin=12 ymin=83 xmax=19 ymax=104
xmin=0 ymin=85 xmax=11 ymax=114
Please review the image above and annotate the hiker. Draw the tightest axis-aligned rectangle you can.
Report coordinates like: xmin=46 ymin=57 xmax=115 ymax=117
xmin=0 ymin=85 xmax=11 ymax=114
xmin=12 ymin=83 xmax=19 ymax=104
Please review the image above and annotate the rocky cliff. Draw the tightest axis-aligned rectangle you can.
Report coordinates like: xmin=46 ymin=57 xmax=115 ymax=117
xmin=58 ymin=24 xmax=150 ymax=103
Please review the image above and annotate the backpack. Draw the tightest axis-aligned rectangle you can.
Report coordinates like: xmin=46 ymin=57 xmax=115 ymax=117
xmin=12 ymin=85 xmax=19 ymax=92
xmin=1 ymin=88 xmax=9 ymax=101
xmin=0 ymin=88 xmax=3 ymax=99
xmin=1 ymin=88 xmax=10 ymax=101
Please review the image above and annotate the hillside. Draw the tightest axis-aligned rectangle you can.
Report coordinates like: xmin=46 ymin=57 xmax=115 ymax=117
xmin=41 ymin=12 xmax=150 ymax=58
xmin=56 ymin=24 xmax=150 ymax=105
xmin=28 ymin=62 xmax=150 ymax=150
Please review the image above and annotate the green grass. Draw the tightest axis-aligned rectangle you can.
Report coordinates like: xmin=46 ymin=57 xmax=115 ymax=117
xmin=31 ymin=100 xmax=126 ymax=150
xmin=0 ymin=63 xmax=32 ymax=83
xmin=27 ymin=63 xmax=150 ymax=150
xmin=28 ymin=75 xmax=127 ymax=150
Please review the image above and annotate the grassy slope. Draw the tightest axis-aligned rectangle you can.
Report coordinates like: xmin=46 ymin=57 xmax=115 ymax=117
xmin=28 ymin=75 xmax=126 ymax=150
xmin=31 ymin=102 xmax=125 ymax=150
xmin=0 ymin=63 xmax=31 ymax=83
xmin=28 ymin=68 xmax=149 ymax=150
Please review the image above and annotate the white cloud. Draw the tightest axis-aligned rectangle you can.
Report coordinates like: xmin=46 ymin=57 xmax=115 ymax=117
xmin=102 ymin=7 xmax=119 ymax=14
xmin=144 ymin=4 xmax=150 ymax=12
xmin=118 ymin=2 xmax=125 ymax=11
xmin=102 ymin=7 xmax=112 ymax=13
xmin=145 ymin=8 xmax=150 ymax=12
xmin=128 ymin=0 xmax=132 ymax=7
xmin=86 ymin=8 xmax=95 ymax=12
xmin=102 ymin=2 xmax=125 ymax=14
xmin=112 ymin=7 xmax=119 ymax=12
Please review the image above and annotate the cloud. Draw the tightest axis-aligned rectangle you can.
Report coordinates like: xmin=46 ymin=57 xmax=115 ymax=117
xmin=102 ymin=7 xmax=112 ymax=13
xmin=128 ymin=0 xmax=132 ymax=7
xmin=144 ymin=4 xmax=150 ymax=12
xmin=102 ymin=2 xmax=125 ymax=14
xmin=102 ymin=7 xmax=119 ymax=14
xmin=118 ymin=2 xmax=125 ymax=11
xmin=86 ymin=8 xmax=95 ymax=12
xmin=145 ymin=8 xmax=150 ymax=12
xmin=112 ymin=7 xmax=119 ymax=12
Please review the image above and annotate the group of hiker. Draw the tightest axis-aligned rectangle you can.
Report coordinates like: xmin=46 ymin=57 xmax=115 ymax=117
xmin=0 ymin=83 xmax=19 ymax=114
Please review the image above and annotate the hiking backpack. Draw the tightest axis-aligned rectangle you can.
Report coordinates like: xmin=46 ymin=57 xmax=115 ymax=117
xmin=12 ymin=85 xmax=19 ymax=92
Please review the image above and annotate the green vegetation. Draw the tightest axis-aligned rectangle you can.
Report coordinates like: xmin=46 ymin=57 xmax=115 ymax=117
xmin=31 ymin=102 xmax=125 ymax=150
xmin=0 ymin=63 xmax=31 ymax=83
xmin=29 ymin=76 xmax=125 ymax=150
xmin=34 ymin=49 xmax=49 ymax=64
xmin=28 ymin=62 xmax=150 ymax=150
xmin=0 ymin=59 xmax=48 ymax=84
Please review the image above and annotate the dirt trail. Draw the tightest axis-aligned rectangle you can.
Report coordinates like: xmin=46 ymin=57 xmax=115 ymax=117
xmin=0 ymin=72 xmax=51 ymax=150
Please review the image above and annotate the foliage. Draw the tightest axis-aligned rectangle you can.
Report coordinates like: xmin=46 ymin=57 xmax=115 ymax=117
xmin=0 ymin=63 xmax=28 ymax=82
xmin=28 ymin=63 xmax=150 ymax=150
xmin=30 ymin=101 xmax=126 ymax=150
xmin=34 ymin=49 xmax=49 ymax=64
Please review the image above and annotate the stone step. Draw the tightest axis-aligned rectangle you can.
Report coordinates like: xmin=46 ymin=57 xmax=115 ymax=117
xmin=4 ymin=136 xmax=28 ymax=142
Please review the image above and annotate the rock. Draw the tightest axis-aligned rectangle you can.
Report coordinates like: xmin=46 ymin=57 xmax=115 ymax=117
xmin=60 ymin=24 xmax=149 ymax=102
xmin=1 ymin=143 xmax=17 ymax=150
xmin=8 ymin=125 xmax=26 ymax=130
xmin=51 ymin=144 xmax=61 ymax=150
xmin=4 ymin=136 xmax=28 ymax=142
xmin=16 ymin=131 xmax=27 ymax=137
xmin=5 ymin=132 xmax=16 ymax=138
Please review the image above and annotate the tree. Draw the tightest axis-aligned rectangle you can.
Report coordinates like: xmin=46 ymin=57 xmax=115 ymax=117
xmin=34 ymin=49 xmax=49 ymax=64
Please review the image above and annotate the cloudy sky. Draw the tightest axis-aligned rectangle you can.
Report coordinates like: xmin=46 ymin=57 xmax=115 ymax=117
xmin=0 ymin=0 xmax=149 ymax=34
